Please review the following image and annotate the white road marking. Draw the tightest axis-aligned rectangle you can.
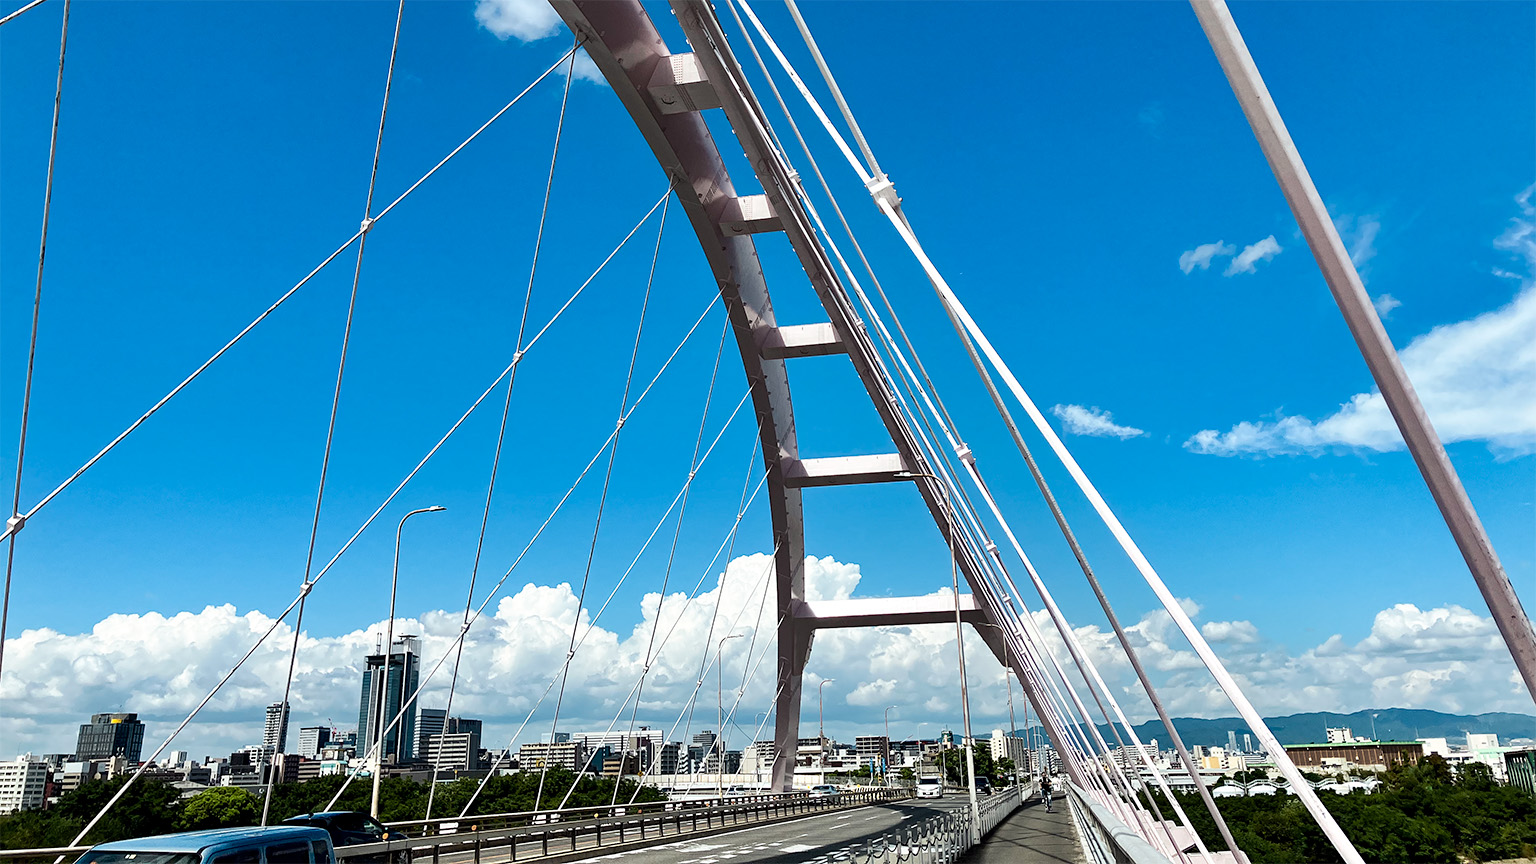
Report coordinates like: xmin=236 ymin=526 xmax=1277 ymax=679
xmin=781 ymin=844 xmax=816 ymax=853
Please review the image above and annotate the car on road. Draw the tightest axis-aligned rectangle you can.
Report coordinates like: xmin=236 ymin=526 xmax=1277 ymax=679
xmin=807 ymin=784 xmax=840 ymax=799
xmin=915 ymin=777 xmax=943 ymax=799
xmin=282 ymin=812 xmax=409 ymax=864
xmin=974 ymin=776 xmax=993 ymax=796
xmin=78 ymin=826 xmax=334 ymax=864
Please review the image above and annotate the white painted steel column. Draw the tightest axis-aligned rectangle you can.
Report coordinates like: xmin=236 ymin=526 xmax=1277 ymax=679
xmin=1188 ymin=0 xmax=1536 ymax=704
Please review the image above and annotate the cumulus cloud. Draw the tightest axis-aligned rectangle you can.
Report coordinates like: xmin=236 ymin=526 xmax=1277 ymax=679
xmin=1051 ymin=404 xmax=1146 ymax=440
xmin=1179 ymin=241 xmax=1235 ymax=274
xmin=1372 ymin=293 xmax=1402 ymax=317
xmin=1224 ymin=235 xmax=1283 ymax=276
xmin=473 ymin=0 xmax=606 ymax=87
xmin=1202 ymin=620 xmax=1260 ymax=644
xmin=1186 ymin=189 xmax=1536 ymax=458
xmin=474 ymin=0 xmax=561 ymax=42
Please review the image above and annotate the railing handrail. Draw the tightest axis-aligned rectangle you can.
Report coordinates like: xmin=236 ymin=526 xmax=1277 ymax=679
xmin=1066 ymin=781 xmax=1175 ymax=864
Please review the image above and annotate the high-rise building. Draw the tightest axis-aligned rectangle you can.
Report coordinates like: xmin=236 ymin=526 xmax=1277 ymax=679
xmin=76 ymin=713 xmax=146 ymax=763
xmin=0 ymin=757 xmax=48 ymax=814
xmin=423 ymin=717 xmax=484 ymax=771
xmin=264 ymin=702 xmax=290 ymax=753
xmin=357 ymin=636 xmax=422 ymax=764
xmin=418 ymin=709 xmax=447 ymax=760
xmin=297 ymin=727 xmax=331 ymax=759
xmin=1227 ymin=730 xmax=1239 ymax=752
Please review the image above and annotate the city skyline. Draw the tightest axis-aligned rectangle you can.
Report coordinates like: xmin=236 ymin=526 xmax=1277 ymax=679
xmin=0 ymin=0 xmax=1530 ymax=778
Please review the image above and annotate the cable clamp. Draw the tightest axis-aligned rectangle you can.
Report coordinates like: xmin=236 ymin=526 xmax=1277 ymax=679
xmin=616 ymin=417 xmax=626 ymax=430
xmin=985 ymin=541 xmax=998 ymax=555
xmin=954 ymin=444 xmax=975 ymax=466
xmin=865 ymin=173 xmax=901 ymax=212
xmin=513 ymin=350 xmax=525 ymax=365
xmin=688 ymin=470 xmax=697 ymax=481
xmin=5 ymin=514 xmax=24 ymax=535
xmin=567 ymin=650 xmax=576 ymax=661
xmin=461 ymin=621 xmax=472 ymax=634
xmin=298 ymin=579 xmax=315 ymax=597
xmin=360 ymin=216 xmax=375 ymax=235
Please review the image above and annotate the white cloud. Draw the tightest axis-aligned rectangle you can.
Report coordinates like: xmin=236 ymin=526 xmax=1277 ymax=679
xmin=1187 ymin=191 xmax=1536 ymax=458
xmin=1224 ymin=235 xmax=1283 ymax=276
xmin=1335 ymin=213 xmax=1381 ymax=270
xmin=1202 ymin=620 xmax=1260 ymax=644
xmin=1372 ymin=293 xmax=1401 ymax=317
xmin=3 ymin=556 xmax=1525 ymax=757
xmin=472 ymin=0 xmax=606 ymax=88
xmin=474 ymin=0 xmax=561 ymax=43
xmin=1179 ymin=241 xmax=1235 ymax=274
xmin=1051 ymin=404 xmax=1146 ymax=440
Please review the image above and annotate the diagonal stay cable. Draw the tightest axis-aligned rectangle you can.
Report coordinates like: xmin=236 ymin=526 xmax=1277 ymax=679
xmin=320 ymin=293 xmax=730 ymax=816
xmin=535 ymin=195 xmax=671 ymax=809
xmin=328 ymin=374 xmax=749 ymax=814
xmin=61 ymin=186 xmax=666 ymax=850
xmin=0 ymin=44 xmax=578 ymax=548
xmin=461 ymin=464 xmax=770 ymax=816
xmin=425 ymin=36 xmax=580 ymax=824
xmin=611 ymin=318 xmax=729 ymax=804
xmin=1 ymin=0 xmax=69 ymax=686
xmin=263 ymin=0 xmax=407 ymax=826
xmin=0 ymin=0 xmax=48 ymax=27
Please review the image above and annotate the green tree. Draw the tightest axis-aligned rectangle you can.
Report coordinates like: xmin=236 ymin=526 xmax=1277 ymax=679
xmin=179 ymin=788 xmax=259 ymax=832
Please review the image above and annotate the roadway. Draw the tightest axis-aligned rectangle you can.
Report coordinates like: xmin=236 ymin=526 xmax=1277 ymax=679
xmin=430 ymin=794 xmax=976 ymax=864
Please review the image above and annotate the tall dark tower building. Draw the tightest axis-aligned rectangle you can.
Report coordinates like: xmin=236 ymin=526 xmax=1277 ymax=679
xmin=357 ymin=635 xmax=421 ymax=764
xmin=76 ymin=713 xmax=146 ymax=762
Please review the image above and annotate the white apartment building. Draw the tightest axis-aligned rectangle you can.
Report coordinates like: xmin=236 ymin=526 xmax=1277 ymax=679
xmin=989 ymin=730 xmax=1028 ymax=767
xmin=0 ymin=757 xmax=48 ymax=814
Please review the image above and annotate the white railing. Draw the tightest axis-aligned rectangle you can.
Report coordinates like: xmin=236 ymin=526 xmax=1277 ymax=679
xmin=811 ymin=781 xmax=1030 ymax=864
xmin=1066 ymin=782 xmax=1176 ymax=864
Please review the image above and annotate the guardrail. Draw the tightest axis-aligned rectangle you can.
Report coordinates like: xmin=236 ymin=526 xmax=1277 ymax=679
xmin=802 ymin=781 xmax=1030 ymax=864
xmin=339 ymin=787 xmax=911 ymax=862
xmin=1065 ymin=781 xmax=1174 ymax=864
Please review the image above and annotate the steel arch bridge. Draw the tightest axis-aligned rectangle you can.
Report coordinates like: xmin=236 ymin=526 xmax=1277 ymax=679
xmin=0 ymin=1 xmax=1530 ymax=863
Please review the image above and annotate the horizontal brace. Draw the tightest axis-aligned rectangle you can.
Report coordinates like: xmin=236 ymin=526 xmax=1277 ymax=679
xmin=792 ymin=595 xmax=988 ymax=629
xmin=720 ymin=194 xmax=783 ymax=236
xmin=646 ymin=52 xmax=721 ymax=114
xmin=781 ymin=453 xmax=908 ymax=488
xmin=759 ymin=322 xmax=845 ymax=359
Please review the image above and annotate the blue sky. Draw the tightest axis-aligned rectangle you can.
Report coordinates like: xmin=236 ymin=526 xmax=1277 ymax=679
xmin=1 ymin=0 xmax=1531 ymax=757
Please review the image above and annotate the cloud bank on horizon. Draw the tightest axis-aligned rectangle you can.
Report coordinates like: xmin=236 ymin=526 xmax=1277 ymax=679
xmin=1 ymin=554 xmax=1522 ymax=760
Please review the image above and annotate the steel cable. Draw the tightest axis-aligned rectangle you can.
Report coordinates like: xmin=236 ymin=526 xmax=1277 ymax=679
xmin=0 ymin=46 xmax=578 ymax=548
xmin=424 ymin=36 xmax=580 ymax=823
xmin=1 ymin=0 xmax=69 ymax=687
xmin=262 ymin=0 xmax=408 ymax=826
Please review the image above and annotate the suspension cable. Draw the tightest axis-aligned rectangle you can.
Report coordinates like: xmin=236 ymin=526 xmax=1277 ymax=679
xmin=0 ymin=0 xmax=69 ymax=687
xmin=533 ymin=190 xmax=671 ymax=810
xmin=261 ymin=0 xmax=407 ymax=826
xmin=610 ymin=319 xmax=729 ymax=805
xmin=424 ymin=36 xmax=580 ymax=823
xmin=327 ymin=378 xmax=750 ymax=814
xmin=0 ymin=46 xmax=578 ymax=548
xmin=0 ymin=0 xmax=48 ymax=27
xmin=63 ymin=187 xmax=668 ymax=847
xmin=463 ymin=465 xmax=770 ymax=816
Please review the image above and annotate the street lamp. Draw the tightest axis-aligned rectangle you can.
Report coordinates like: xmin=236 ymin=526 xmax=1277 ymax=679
xmin=884 ymin=706 xmax=897 ymax=787
xmin=717 ymin=633 xmax=743 ymax=800
xmin=753 ymin=712 xmax=770 ymax=788
xmin=371 ymin=505 xmax=446 ymax=818
xmin=818 ymin=678 xmax=835 ymax=785
xmin=977 ymin=620 xmax=1023 ymax=789
xmin=897 ymin=470 xmax=979 ymax=841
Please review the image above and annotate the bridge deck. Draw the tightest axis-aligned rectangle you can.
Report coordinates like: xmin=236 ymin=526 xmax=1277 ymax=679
xmin=965 ymin=801 xmax=1085 ymax=864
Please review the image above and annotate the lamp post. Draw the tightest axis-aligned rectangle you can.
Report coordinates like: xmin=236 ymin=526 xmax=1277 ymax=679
xmin=717 ymin=633 xmax=742 ymax=800
xmin=978 ymin=620 xmax=1023 ymax=789
xmin=754 ymin=712 xmax=770 ymax=788
xmin=897 ymin=470 xmax=979 ymax=840
xmin=818 ymin=678 xmax=835 ymax=785
xmin=371 ymin=505 xmax=445 ymax=818
xmin=884 ymin=706 xmax=896 ymax=787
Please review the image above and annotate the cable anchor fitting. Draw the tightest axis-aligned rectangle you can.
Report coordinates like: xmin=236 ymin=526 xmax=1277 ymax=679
xmin=6 ymin=514 xmax=24 ymax=535
xmin=298 ymin=579 xmax=315 ymax=597
xmin=360 ymin=216 xmax=376 ymax=235
xmin=954 ymin=444 xmax=975 ymax=466
xmin=865 ymin=173 xmax=901 ymax=212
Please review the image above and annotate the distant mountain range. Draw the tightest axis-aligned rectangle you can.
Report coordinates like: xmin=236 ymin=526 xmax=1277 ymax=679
xmin=1004 ymin=708 xmax=1536 ymax=749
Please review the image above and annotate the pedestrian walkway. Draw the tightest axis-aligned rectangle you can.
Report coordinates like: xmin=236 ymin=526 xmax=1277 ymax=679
xmin=962 ymin=801 xmax=1085 ymax=864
